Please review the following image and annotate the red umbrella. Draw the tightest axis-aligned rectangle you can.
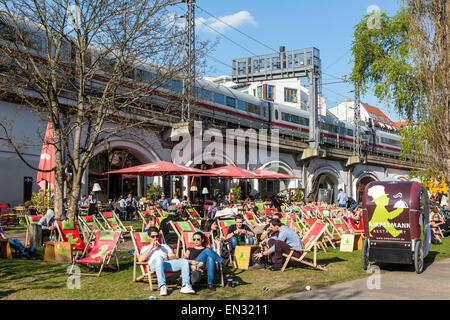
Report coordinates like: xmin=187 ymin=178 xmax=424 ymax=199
xmin=106 ymin=161 xmax=208 ymax=176
xmin=252 ymin=169 xmax=300 ymax=180
xmin=37 ymin=122 xmax=55 ymax=190
xmin=202 ymin=165 xmax=263 ymax=179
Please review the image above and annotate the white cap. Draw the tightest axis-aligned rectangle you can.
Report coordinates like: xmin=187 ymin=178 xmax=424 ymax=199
xmin=367 ymin=185 xmax=386 ymax=200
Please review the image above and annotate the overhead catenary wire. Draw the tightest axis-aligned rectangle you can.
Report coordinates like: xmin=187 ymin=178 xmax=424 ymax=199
xmin=195 ymin=4 xmax=278 ymax=54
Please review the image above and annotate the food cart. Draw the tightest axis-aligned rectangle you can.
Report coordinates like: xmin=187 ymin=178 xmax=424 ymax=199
xmin=362 ymin=181 xmax=431 ymax=274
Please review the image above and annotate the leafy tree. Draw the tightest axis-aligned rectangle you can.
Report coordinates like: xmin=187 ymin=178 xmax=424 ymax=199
xmin=351 ymin=0 xmax=449 ymax=194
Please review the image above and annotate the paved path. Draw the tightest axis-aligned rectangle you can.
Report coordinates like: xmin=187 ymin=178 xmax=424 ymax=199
xmin=275 ymin=258 xmax=450 ymax=300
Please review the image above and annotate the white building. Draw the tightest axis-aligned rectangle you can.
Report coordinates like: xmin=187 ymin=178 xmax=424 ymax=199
xmin=328 ymin=100 xmax=398 ymax=133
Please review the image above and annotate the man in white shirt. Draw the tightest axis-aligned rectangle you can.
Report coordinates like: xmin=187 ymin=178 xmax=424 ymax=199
xmin=138 ymin=227 xmax=195 ymax=296
xmin=171 ymin=193 xmax=181 ymax=205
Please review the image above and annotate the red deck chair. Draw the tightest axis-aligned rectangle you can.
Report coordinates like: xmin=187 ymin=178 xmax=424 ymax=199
xmin=169 ymin=220 xmax=197 ymax=257
xmin=281 ymin=221 xmax=329 ymax=272
xmin=131 ymin=230 xmax=179 ymax=291
xmin=325 ymin=217 xmax=351 ymax=249
xmin=79 ymin=215 xmax=105 ymax=235
xmin=347 ymin=216 xmax=365 ymax=234
xmin=186 ymin=208 xmax=200 ymax=219
xmin=218 ymin=219 xmax=236 ymax=264
xmin=244 ymin=212 xmax=261 ymax=227
xmin=300 ymin=218 xmax=329 ymax=251
xmin=55 ymin=220 xmax=92 ymax=257
xmin=70 ymin=230 xmax=121 ymax=276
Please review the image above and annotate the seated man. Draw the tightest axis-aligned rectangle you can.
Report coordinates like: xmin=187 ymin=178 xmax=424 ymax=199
xmin=206 ymin=201 xmax=219 ymax=219
xmin=225 ymin=214 xmax=255 ymax=256
xmin=38 ymin=207 xmax=56 ymax=232
xmin=138 ymin=227 xmax=195 ymax=296
xmin=254 ymin=218 xmax=304 ymax=271
xmin=158 ymin=194 xmax=169 ymax=211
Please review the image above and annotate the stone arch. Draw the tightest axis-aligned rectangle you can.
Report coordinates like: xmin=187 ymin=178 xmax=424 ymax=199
xmin=307 ymin=166 xmax=345 ymax=203
xmin=92 ymin=138 xmax=161 ymax=163
xmin=354 ymin=171 xmax=379 ymax=204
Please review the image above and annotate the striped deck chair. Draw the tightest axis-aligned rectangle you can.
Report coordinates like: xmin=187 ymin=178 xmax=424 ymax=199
xmin=169 ymin=220 xmax=197 ymax=257
xmin=255 ymin=202 xmax=265 ymax=215
xmin=281 ymin=221 xmax=329 ymax=272
xmin=299 ymin=218 xmax=329 ymax=251
xmin=70 ymin=230 xmax=121 ymax=276
xmin=130 ymin=230 xmax=179 ymax=291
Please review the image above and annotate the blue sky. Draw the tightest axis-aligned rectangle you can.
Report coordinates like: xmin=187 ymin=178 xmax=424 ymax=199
xmin=171 ymin=0 xmax=404 ymax=122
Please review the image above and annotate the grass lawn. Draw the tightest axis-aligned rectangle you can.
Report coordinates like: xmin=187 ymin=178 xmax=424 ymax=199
xmin=2 ymin=224 xmax=450 ymax=300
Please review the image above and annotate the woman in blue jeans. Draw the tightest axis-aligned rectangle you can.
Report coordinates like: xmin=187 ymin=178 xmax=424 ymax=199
xmin=184 ymin=232 xmax=227 ymax=291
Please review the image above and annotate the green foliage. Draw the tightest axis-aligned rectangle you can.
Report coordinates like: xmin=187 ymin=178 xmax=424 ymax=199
xmin=230 ymin=184 xmax=242 ymax=202
xmin=291 ymin=189 xmax=304 ymax=202
xmin=146 ymin=184 xmax=162 ymax=203
xmin=31 ymin=189 xmax=53 ymax=215
xmin=351 ymin=8 xmax=418 ymax=120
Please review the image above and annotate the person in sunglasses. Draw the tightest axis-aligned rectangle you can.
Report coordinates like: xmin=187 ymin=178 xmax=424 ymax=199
xmin=183 ymin=232 xmax=228 ymax=291
xmin=138 ymin=227 xmax=195 ymax=296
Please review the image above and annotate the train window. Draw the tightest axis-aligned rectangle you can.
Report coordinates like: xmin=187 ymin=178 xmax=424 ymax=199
xmin=213 ymin=93 xmax=225 ymax=105
xmin=246 ymin=103 xmax=260 ymax=114
xmin=199 ymin=89 xmax=212 ymax=101
xmin=237 ymin=100 xmax=246 ymax=110
xmin=275 ymin=110 xmax=279 ymax=120
xmin=291 ymin=115 xmax=300 ymax=124
xmin=226 ymin=96 xmax=236 ymax=108
xmin=347 ymin=129 xmax=354 ymax=136
xmin=301 ymin=117 xmax=309 ymax=126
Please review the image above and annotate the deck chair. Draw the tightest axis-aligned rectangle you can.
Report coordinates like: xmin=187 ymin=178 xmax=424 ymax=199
xmin=186 ymin=208 xmax=200 ymax=220
xmin=325 ymin=217 xmax=351 ymax=249
xmin=218 ymin=219 xmax=236 ymax=264
xmin=183 ymin=231 xmax=224 ymax=288
xmin=169 ymin=220 xmax=197 ymax=257
xmin=78 ymin=215 xmax=106 ymax=237
xmin=55 ymin=220 xmax=90 ymax=254
xmin=70 ymin=230 xmax=121 ymax=276
xmin=281 ymin=221 xmax=329 ymax=272
xmin=244 ymin=212 xmax=261 ymax=227
xmin=101 ymin=211 xmax=131 ymax=236
xmin=24 ymin=215 xmax=42 ymax=246
xmin=130 ymin=230 xmax=180 ymax=291
xmin=299 ymin=218 xmax=329 ymax=251
xmin=347 ymin=216 xmax=364 ymax=234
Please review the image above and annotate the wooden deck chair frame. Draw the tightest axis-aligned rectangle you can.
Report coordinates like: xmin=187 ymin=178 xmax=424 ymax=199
xmin=298 ymin=218 xmax=330 ymax=251
xmin=55 ymin=220 xmax=89 ymax=257
xmin=186 ymin=208 xmax=200 ymax=220
xmin=281 ymin=221 xmax=329 ymax=272
xmin=130 ymin=229 xmax=180 ymax=291
xmin=138 ymin=210 xmax=154 ymax=232
xmin=69 ymin=230 xmax=121 ymax=277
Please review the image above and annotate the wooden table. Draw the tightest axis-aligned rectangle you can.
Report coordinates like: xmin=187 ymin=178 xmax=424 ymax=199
xmin=234 ymin=245 xmax=259 ymax=269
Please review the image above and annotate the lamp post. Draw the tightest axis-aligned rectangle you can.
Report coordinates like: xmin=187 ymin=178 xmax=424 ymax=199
xmin=92 ymin=183 xmax=102 ymax=204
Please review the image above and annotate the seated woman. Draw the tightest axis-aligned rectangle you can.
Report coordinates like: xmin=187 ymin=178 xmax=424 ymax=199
xmin=206 ymin=219 xmax=225 ymax=255
xmin=184 ymin=232 xmax=227 ymax=291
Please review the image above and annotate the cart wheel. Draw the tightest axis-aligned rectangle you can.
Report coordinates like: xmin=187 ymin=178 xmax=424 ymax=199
xmin=361 ymin=238 xmax=370 ymax=270
xmin=414 ymin=240 xmax=424 ymax=274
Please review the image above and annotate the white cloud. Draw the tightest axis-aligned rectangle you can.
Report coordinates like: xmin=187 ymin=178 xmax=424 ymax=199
xmin=197 ymin=11 xmax=257 ymax=33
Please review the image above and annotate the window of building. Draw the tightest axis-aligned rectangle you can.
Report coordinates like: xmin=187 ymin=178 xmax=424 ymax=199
xmin=267 ymin=85 xmax=275 ymax=101
xmin=284 ymin=88 xmax=298 ymax=103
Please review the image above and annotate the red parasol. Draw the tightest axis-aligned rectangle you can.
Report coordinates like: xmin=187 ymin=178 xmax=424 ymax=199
xmin=36 ymin=122 xmax=55 ymax=190
xmin=202 ymin=165 xmax=263 ymax=179
xmin=251 ymin=169 xmax=301 ymax=180
xmin=106 ymin=161 xmax=209 ymax=177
